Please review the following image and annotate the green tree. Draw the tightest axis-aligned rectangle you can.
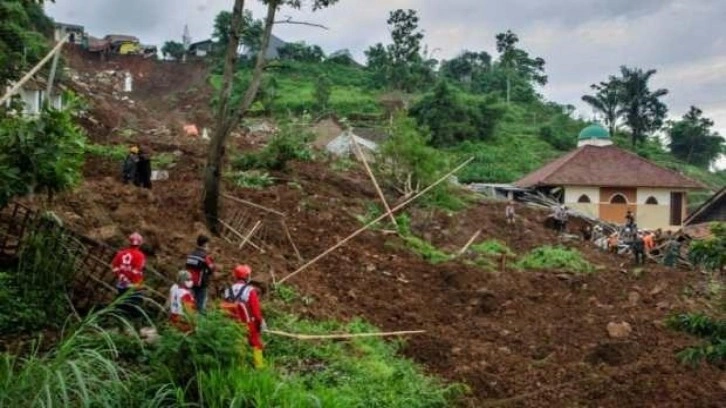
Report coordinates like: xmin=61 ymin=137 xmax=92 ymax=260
xmin=409 ymin=81 xmax=504 ymax=147
xmin=668 ymin=106 xmax=725 ymax=169
xmin=314 ymin=74 xmax=332 ymax=111
xmin=0 ymin=0 xmax=53 ymax=87
xmin=616 ymin=66 xmax=668 ymax=148
xmin=364 ymin=9 xmax=432 ymax=91
xmin=161 ymin=41 xmax=185 ymax=60
xmin=212 ymin=9 xmax=263 ymax=53
xmin=581 ymin=79 xmax=621 ymax=136
xmin=494 ymin=30 xmax=547 ymax=103
xmin=204 ymin=0 xmax=339 ymax=231
xmin=277 ymin=41 xmax=324 ymax=62
xmin=440 ymin=51 xmax=491 ymax=87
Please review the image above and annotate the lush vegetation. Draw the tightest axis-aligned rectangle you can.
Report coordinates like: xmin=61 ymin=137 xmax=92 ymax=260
xmin=668 ymin=313 xmax=726 ymax=367
xmin=0 ymin=305 xmax=463 ymax=407
xmin=0 ymin=93 xmax=87 ymax=204
xmin=689 ymin=223 xmax=726 ymax=272
xmin=516 ymin=245 xmax=594 ymax=274
xmin=232 ymin=116 xmax=315 ymax=171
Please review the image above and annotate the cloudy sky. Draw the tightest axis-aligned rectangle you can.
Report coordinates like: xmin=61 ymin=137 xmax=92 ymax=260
xmin=47 ymin=0 xmax=726 ymax=167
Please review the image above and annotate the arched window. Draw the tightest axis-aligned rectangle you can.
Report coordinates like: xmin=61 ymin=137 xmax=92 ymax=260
xmin=610 ymin=194 xmax=627 ymax=204
xmin=577 ymin=194 xmax=591 ymax=203
xmin=645 ymin=196 xmax=658 ymax=205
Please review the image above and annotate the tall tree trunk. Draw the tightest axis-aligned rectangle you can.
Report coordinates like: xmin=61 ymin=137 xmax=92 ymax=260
xmin=203 ymin=0 xmax=279 ymax=232
xmin=203 ymin=0 xmax=245 ymax=232
xmin=506 ymin=75 xmax=511 ymax=104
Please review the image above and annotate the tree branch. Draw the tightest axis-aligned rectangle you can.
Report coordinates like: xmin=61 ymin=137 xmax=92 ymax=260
xmin=273 ymin=16 xmax=329 ymax=30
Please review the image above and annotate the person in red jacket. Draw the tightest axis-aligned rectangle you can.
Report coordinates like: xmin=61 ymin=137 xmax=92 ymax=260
xmin=169 ymin=270 xmax=196 ymax=332
xmin=222 ymin=265 xmax=267 ymax=369
xmin=111 ymin=232 xmax=146 ymax=317
xmin=185 ymin=235 xmax=216 ymax=313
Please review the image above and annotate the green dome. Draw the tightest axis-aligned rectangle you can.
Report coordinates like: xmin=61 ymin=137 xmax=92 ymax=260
xmin=578 ymin=124 xmax=610 ymax=140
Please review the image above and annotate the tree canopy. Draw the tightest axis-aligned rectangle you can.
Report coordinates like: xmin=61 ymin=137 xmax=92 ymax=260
xmin=161 ymin=41 xmax=185 ymax=60
xmin=410 ymin=81 xmax=504 ymax=147
xmin=668 ymin=106 xmax=725 ymax=169
xmin=0 ymin=0 xmax=52 ymax=86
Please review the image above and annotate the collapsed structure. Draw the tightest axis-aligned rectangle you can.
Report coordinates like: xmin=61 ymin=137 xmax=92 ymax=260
xmin=515 ymin=124 xmax=706 ymax=230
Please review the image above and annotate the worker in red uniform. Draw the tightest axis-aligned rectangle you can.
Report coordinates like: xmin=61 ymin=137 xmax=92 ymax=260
xmin=169 ymin=270 xmax=196 ymax=332
xmin=221 ymin=265 xmax=267 ymax=369
xmin=111 ymin=232 xmax=146 ymax=318
xmin=185 ymin=235 xmax=216 ymax=313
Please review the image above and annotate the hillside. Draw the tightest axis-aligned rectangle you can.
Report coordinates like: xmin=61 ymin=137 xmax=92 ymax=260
xmin=8 ymin=52 xmax=720 ymax=406
xmin=216 ymin=60 xmax=726 ymax=198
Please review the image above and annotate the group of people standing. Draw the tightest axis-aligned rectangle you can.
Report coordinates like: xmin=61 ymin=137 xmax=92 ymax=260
xmin=122 ymin=144 xmax=152 ymax=189
xmin=111 ymin=233 xmax=267 ymax=368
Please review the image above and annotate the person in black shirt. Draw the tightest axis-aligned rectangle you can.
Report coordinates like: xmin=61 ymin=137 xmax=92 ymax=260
xmin=134 ymin=148 xmax=152 ymax=189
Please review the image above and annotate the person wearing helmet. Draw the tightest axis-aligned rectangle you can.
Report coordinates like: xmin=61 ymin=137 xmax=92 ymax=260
xmin=222 ymin=264 xmax=267 ymax=369
xmin=111 ymin=232 xmax=147 ymax=317
xmin=185 ymin=235 xmax=216 ymax=313
xmin=169 ymin=270 xmax=196 ymax=332
xmin=122 ymin=145 xmax=140 ymax=184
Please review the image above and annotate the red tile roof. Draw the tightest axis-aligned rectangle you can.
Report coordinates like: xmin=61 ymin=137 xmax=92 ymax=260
xmin=515 ymin=145 xmax=706 ymax=189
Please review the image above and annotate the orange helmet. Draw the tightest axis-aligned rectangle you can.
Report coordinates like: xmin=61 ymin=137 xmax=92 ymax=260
xmin=233 ymin=264 xmax=251 ymax=280
xmin=129 ymin=232 xmax=143 ymax=246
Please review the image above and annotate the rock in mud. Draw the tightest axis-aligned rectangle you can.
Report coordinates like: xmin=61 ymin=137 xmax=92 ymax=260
xmin=607 ymin=322 xmax=633 ymax=339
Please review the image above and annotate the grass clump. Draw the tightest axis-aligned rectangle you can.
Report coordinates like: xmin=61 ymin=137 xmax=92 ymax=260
xmin=225 ymin=170 xmax=274 ymax=189
xmin=471 ymin=239 xmax=515 ymax=257
xmin=516 ymin=245 xmax=594 ymax=273
xmin=667 ymin=313 xmax=726 ymax=367
xmin=394 ymin=213 xmax=453 ymax=264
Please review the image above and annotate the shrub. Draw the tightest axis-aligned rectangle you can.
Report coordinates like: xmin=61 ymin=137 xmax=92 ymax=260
xmin=517 ymin=245 xmax=594 ymax=273
xmin=471 ymin=239 xmax=515 ymax=257
xmin=689 ymin=223 xmax=725 ymax=272
xmin=225 ymin=170 xmax=274 ymax=189
xmin=0 ymin=92 xmax=87 ymax=204
xmin=233 ymin=117 xmax=314 ymax=171
xmin=667 ymin=313 xmax=726 ymax=367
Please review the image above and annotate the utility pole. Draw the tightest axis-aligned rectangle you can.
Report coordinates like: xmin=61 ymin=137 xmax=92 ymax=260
xmin=182 ymin=24 xmax=191 ymax=62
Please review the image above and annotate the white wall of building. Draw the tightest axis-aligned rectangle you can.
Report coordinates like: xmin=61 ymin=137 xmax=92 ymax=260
xmin=636 ymin=188 xmax=671 ymax=205
xmin=564 ymin=186 xmax=600 ymax=204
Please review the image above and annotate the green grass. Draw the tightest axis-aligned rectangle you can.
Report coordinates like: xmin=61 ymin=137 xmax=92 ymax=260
xmin=1 ymin=300 xmax=462 ymax=407
xmin=471 ymin=239 xmax=515 ymax=257
xmin=516 ymin=245 xmax=594 ymax=273
xmin=667 ymin=313 xmax=726 ymax=367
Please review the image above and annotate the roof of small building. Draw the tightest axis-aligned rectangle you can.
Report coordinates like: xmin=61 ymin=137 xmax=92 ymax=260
xmin=104 ymin=35 xmax=139 ymax=44
xmin=579 ymin=124 xmax=610 ymax=140
xmin=684 ymin=186 xmax=726 ymax=225
xmin=55 ymin=22 xmax=84 ymax=30
xmin=515 ymin=144 xmax=706 ymax=189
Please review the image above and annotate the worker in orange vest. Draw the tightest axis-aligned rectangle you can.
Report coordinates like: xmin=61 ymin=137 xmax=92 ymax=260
xmin=643 ymin=231 xmax=655 ymax=253
xmin=221 ymin=265 xmax=267 ymax=369
xmin=169 ymin=270 xmax=196 ymax=332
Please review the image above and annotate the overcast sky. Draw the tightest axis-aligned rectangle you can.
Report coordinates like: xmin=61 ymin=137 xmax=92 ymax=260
xmin=47 ymin=0 xmax=726 ymax=168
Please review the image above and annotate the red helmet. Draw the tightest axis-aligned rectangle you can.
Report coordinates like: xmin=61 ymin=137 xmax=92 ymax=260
xmin=233 ymin=264 xmax=251 ymax=280
xmin=129 ymin=232 xmax=143 ymax=246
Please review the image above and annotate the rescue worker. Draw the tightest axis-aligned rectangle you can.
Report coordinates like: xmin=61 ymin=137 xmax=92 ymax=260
xmin=222 ymin=265 xmax=267 ymax=369
xmin=134 ymin=147 xmax=152 ymax=189
xmin=185 ymin=234 xmax=216 ymax=313
xmin=608 ymin=233 xmax=619 ymax=254
xmin=505 ymin=201 xmax=516 ymax=225
xmin=664 ymin=236 xmax=681 ymax=267
xmin=169 ymin=270 xmax=196 ymax=332
xmin=111 ymin=232 xmax=146 ymax=318
xmin=632 ymin=232 xmax=646 ymax=265
xmin=625 ymin=210 xmax=635 ymax=229
xmin=122 ymin=145 xmax=139 ymax=184
xmin=643 ymin=231 xmax=655 ymax=253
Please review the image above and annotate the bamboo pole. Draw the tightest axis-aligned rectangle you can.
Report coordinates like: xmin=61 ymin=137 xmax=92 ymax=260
xmin=351 ymin=135 xmax=397 ymax=227
xmin=221 ymin=193 xmax=286 ymax=217
xmin=281 ymin=219 xmax=303 ymax=262
xmin=265 ymin=329 xmax=425 ymax=340
xmin=217 ymin=218 xmax=265 ymax=252
xmin=239 ymin=220 xmax=262 ymax=250
xmin=456 ymin=229 xmax=482 ymax=256
xmin=278 ymin=157 xmax=473 ymax=284
xmin=0 ymin=34 xmax=69 ymax=106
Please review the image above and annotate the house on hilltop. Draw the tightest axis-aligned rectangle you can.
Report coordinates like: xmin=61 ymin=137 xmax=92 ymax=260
xmin=240 ymin=34 xmax=287 ymax=59
xmin=5 ymin=77 xmax=63 ymax=116
xmin=515 ymin=124 xmax=706 ymax=229
xmin=188 ymin=40 xmax=216 ymax=57
xmin=54 ymin=22 xmax=84 ymax=44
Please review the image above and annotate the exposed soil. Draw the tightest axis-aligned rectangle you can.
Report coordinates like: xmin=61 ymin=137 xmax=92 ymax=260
xmin=21 ymin=53 xmax=726 ymax=407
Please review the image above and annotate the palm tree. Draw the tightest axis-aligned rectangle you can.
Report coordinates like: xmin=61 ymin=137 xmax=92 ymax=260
xmin=581 ymin=79 xmax=621 ymax=136
xmin=617 ymin=66 xmax=668 ymax=148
